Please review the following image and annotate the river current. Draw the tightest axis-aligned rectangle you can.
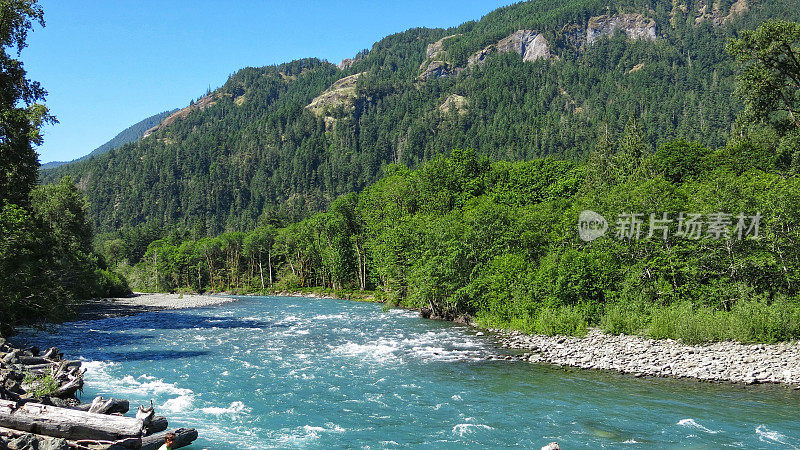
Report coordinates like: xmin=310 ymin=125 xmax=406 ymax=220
xmin=14 ymin=296 xmax=800 ymax=448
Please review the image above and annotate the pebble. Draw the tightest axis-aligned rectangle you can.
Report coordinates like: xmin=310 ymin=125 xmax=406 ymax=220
xmin=488 ymin=328 xmax=800 ymax=387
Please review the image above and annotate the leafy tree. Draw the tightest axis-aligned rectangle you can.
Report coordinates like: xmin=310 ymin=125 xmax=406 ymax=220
xmin=0 ymin=0 xmax=54 ymax=206
xmin=727 ymin=20 xmax=800 ymax=132
xmin=653 ymin=140 xmax=712 ymax=183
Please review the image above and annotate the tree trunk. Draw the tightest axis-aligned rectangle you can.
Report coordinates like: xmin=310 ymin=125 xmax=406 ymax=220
xmin=140 ymin=428 xmax=198 ymax=450
xmin=258 ymin=253 xmax=265 ymax=291
xmin=268 ymin=250 xmax=273 ymax=287
xmin=0 ymin=400 xmax=144 ymax=441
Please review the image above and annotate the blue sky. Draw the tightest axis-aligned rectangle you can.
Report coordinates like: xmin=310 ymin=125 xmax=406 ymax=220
xmin=26 ymin=0 xmax=515 ymax=163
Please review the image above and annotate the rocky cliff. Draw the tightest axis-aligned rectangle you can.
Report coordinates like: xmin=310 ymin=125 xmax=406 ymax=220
xmin=586 ymin=13 xmax=657 ymax=44
xmin=419 ymin=35 xmax=461 ymax=80
xmin=421 ymin=30 xmax=552 ymax=79
xmin=305 ymin=72 xmax=363 ymax=129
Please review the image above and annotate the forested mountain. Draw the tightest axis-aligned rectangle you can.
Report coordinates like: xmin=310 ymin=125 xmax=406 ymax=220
xmin=40 ymin=109 xmax=177 ymax=169
xmin=43 ymin=0 xmax=800 ymax=235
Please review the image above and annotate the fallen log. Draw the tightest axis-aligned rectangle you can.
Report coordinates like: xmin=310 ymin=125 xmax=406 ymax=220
xmin=73 ymin=397 xmax=129 ymax=415
xmin=0 ymin=400 xmax=144 ymax=441
xmin=42 ymin=347 xmax=61 ymax=361
xmin=0 ymin=425 xmax=137 ymax=450
xmin=140 ymin=428 xmax=198 ymax=450
xmin=75 ymin=437 xmax=141 ymax=449
xmin=51 ymin=374 xmax=83 ymax=398
xmin=144 ymin=416 xmax=168 ymax=436
xmin=17 ymin=356 xmax=54 ymax=366
xmin=22 ymin=361 xmax=81 ymax=373
xmin=136 ymin=402 xmax=154 ymax=427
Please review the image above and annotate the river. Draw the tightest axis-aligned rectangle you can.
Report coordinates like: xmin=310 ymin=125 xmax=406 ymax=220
xmin=13 ymin=296 xmax=800 ymax=448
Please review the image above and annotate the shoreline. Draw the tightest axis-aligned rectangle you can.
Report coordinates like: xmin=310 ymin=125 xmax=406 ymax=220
xmin=74 ymin=291 xmax=800 ymax=388
xmin=493 ymin=327 xmax=800 ymax=388
xmin=74 ymin=292 xmax=241 ymax=321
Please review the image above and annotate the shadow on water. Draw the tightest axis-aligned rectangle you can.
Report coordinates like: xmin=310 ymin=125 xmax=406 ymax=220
xmin=11 ymin=311 xmax=291 ymax=354
xmin=68 ymin=312 xmax=285 ymax=333
xmin=96 ymin=350 xmax=210 ymax=362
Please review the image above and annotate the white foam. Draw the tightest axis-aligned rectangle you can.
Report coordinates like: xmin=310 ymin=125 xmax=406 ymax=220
xmin=161 ymin=394 xmax=194 ymax=413
xmin=756 ymin=425 xmax=795 ymax=447
xmin=678 ymin=418 xmax=720 ymax=434
xmin=79 ymin=359 xmax=193 ymax=398
xmin=334 ymin=342 xmax=399 ymax=361
xmin=452 ymin=423 xmax=494 ymax=437
xmin=201 ymin=401 xmax=248 ymax=415
xmin=313 ymin=314 xmax=346 ymax=320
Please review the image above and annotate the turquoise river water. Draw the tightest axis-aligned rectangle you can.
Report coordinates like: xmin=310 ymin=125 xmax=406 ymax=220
xmin=13 ymin=296 xmax=800 ymax=448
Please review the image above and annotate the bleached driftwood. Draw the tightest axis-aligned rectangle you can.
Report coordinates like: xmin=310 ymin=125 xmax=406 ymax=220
xmin=0 ymin=399 xmax=144 ymax=441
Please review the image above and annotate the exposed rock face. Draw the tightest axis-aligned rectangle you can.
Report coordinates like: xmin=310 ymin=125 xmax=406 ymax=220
xmin=419 ymin=60 xmax=459 ymax=80
xmin=467 ymin=30 xmax=552 ymax=68
xmin=418 ymin=35 xmax=462 ymax=80
xmin=724 ymin=0 xmax=748 ymax=23
xmin=628 ymin=62 xmax=645 ymax=73
xmin=143 ymin=94 xmax=217 ymax=138
xmin=426 ymin=34 xmax=461 ymax=59
xmin=587 ymin=13 xmax=657 ymax=44
xmin=306 ymin=72 xmax=362 ymax=117
xmin=439 ymin=94 xmax=468 ymax=115
xmin=496 ymin=30 xmax=552 ymax=62
xmin=337 ymin=58 xmax=355 ymax=70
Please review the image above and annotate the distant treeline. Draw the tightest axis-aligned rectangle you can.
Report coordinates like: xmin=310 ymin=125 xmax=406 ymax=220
xmin=42 ymin=0 xmax=800 ymax=235
xmin=105 ymin=120 xmax=800 ymax=342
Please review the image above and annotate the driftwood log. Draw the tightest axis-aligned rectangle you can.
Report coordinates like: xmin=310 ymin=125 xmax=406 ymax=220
xmin=0 ymin=399 xmax=144 ymax=441
xmin=0 ymin=424 xmax=138 ymax=449
xmin=141 ymin=428 xmax=198 ymax=450
xmin=144 ymin=416 xmax=168 ymax=436
xmin=73 ymin=396 xmax=130 ymax=415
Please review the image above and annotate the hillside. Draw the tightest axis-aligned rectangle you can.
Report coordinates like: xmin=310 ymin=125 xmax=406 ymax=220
xmin=40 ymin=109 xmax=177 ymax=169
xmin=43 ymin=0 xmax=800 ymax=235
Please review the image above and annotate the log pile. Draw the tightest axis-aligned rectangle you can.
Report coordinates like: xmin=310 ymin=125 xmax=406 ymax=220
xmin=0 ymin=338 xmax=198 ymax=449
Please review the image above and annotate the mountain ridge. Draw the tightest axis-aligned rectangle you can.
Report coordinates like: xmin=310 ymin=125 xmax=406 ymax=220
xmin=41 ymin=0 xmax=800 ymax=235
xmin=40 ymin=109 xmax=178 ymax=170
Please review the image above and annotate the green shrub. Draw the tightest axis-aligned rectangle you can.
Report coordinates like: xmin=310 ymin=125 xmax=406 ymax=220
xmin=648 ymin=302 xmax=724 ymax=344
xmin=23 ymin=372 xmax=60 ymax=398
xmin=533 ymin=305 xmax=588 ymax=336
xmin=600 ymin=302 xmax=648 ymax=335
xmin=274 ymin=273 xmax=302 ymax=291
xmin=93 ymin=269 xmax=132 ymax=298
xmin=727 ymin=297 xmax=800 ymax=343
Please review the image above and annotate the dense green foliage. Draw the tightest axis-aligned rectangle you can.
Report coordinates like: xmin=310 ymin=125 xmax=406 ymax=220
xmin=115 ymin=123 xmax=800 ymax=343
xmin=39 ymin=108 xmax=177 ymax=169
xmin=43 ymin=0 xmax=800 ymax=235
xmin=727 ymin=19 xmax=800 ymax=133
xmin=0 ymin=0 xmax=51 ymax=206
xmin=0 ymin=1 xmax=130 ymax=335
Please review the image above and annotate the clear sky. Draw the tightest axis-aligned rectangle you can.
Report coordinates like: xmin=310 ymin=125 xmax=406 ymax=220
xmin=25 ymin=0 xmax=515 ymax=163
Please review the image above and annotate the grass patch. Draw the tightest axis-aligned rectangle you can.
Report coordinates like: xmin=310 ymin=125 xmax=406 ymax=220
xmin=23 ymin=371 xmax=60 ymax=398
xmin=645 ymin=298 xmax=800 ymax=344
xmin=600 ymin=302 xmax=648 ymax=336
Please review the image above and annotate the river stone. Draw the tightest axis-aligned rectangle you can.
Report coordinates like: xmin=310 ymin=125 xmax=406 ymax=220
xmin=7 ymin=434 xmax=37 ymax=450
xmin=37 ymin=439 xmax=68 ymax=450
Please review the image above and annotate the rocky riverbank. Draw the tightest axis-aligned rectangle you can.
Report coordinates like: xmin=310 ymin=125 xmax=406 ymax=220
xmin=492 ymin=328 xmax=800 ymax=387
xmin=0 ymin=338 xmax=197 ymax=449
xmin=76 ymin=292 xmax=239 ymax=321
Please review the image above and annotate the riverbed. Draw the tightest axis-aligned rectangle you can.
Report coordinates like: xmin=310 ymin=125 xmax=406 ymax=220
xmin=13 ymin=296 xmax=800 ymax=448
